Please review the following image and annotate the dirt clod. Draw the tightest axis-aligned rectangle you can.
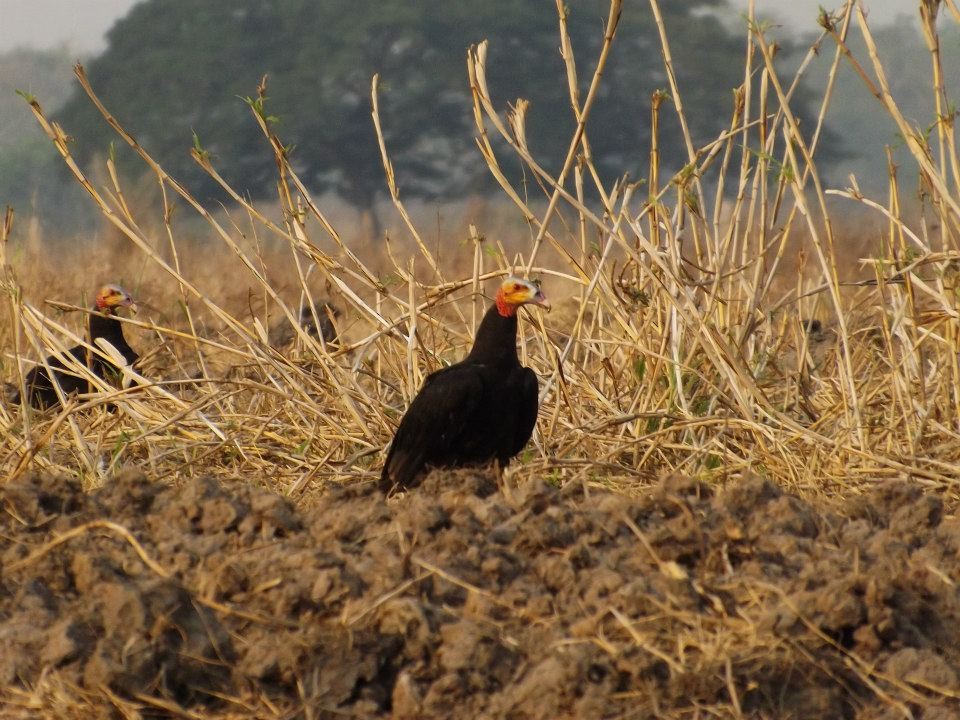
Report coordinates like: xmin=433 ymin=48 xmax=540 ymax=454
xmin=3 ymin=470 xmax=959 ymax=717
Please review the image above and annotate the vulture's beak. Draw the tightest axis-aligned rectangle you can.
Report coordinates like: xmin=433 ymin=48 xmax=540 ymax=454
xmin=531 ymin=289 xmax=551 ymax=311
xmin=120 ymin=295 xmax=138 ymax=314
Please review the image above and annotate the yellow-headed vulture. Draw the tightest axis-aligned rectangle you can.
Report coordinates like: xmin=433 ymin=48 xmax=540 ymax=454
xmin=380 ymin=277 xmax=550 ymax=493
xmin=15 ymin=284 xmax=139 ymax=409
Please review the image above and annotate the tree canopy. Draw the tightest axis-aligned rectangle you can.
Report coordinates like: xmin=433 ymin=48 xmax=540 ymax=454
xmin=56 ymin=0 xmax=761 ymax=214
xmin=0 ymin=47 xmax=93 ymax=230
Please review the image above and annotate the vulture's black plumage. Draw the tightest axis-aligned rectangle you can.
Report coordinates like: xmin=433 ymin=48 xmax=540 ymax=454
xmin=268 ymin=300 xmax=340 ymax=349
xmin=299 ymin=301 xmax=340 ymax=344
xmin=380 ymin=277 xmax=550 ymax=493
xmin=15 ymin=284 xmax=139 ymax=409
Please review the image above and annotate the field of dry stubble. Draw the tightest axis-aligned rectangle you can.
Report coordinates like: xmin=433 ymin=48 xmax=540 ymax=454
xmin=4 ymin=1 xmax=960 ymax=717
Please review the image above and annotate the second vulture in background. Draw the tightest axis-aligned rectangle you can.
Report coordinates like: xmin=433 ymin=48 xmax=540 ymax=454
xmin=14 ymin=284 xmax=139 ymax=409
xmin=380 ymin=276 xmax=550 ymax=494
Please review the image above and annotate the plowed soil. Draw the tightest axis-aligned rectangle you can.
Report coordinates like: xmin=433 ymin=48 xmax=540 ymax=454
xmin=2 ymin=469 xmax=959 ymax=718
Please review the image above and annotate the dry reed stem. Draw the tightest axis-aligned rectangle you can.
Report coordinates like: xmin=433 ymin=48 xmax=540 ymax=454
xmin=0 ymin=1 xmax=958 ymax=524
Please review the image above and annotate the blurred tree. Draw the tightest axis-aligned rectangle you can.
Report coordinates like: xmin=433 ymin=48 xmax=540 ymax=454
xmin=802 ymin=19 xmax=960 ymax=196
xmin=54 ymin=0 xmax=781 ymax=223
xmin=0 ymin=47 xmax=76 ymax=150
xmin=0 ymin=47 xmax=95 ymax=232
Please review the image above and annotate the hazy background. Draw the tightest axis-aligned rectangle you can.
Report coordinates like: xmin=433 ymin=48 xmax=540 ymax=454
xmin=0 ymin=0 xmax=954 ymax=243
xmin=0 ymin=0 xmax=908 ymax=53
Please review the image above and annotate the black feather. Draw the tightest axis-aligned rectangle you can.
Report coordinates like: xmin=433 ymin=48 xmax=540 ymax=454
xmin=15 ymin=305 xmax=138 ymax=410
xmin=380 ymin=302 xmax=540 ymax=493
xmin=299 ymin=301 xmax=339 ymax=344
xmin=268 ymin=301 xmax=340 ymax=348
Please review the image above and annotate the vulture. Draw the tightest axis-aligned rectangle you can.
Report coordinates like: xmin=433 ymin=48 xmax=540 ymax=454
xmin=299 ymin=300 xmax=340 ymax=344
xmin=380 ymin=276 xmax=550 ymax=494
xmin=268 ymin=300 xmax=340 ymax=349
xmin=14 ymin=284 xmax=139 ymax=409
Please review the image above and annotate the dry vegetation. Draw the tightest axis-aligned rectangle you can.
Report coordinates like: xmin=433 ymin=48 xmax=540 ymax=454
xmin=3 ymin=0 xmax=960 ymax=717
xmin=2 ymin=1 xmax=959 ymax=496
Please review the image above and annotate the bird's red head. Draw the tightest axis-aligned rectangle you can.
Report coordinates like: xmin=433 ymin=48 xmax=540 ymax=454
xmin=95 ymin=284 xmax=137 ymax=315
xmin=494 ymin=277 xmax=551 ymax=317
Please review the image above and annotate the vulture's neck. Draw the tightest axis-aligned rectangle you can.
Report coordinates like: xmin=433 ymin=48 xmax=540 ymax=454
xmin=465 ymin=302 xmax=519 ymax=366
xmin=89 ymin=309 xmax=125 ymax=344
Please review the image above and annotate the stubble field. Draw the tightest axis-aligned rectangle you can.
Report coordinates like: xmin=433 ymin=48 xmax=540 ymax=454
xmin=3 ymin=1 xmax=960 ymax=717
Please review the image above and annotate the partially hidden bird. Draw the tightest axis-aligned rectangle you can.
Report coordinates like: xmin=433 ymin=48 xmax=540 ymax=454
xmin=380 ymin=276 xmax=550 ymax=494
xmin=299 ymin=300 xmax=340 ymax=344
xmin=270 ymin=300 xmax=340 ymax=348
xmin=13 ymin=284 xmax=139 ymax=409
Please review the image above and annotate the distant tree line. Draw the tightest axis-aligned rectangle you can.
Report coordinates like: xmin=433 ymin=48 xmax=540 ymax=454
xmin=0 ymin=47 xmax=93 ymax=231
xmin=44 ymin=0 xmax=836 ymax=224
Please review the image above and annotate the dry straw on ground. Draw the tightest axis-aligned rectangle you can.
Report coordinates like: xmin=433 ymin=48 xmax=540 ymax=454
xmin=2 ymin=1 xmax=958 ymax=497
xmin=2 ymin=0 xmax=960 ymax=714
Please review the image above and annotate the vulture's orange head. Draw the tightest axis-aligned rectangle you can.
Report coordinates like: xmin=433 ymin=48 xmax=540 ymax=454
xmin=495 ymin=277 xmax=550 ymax=317
xmin=95 ymin=284 xmax=138 ymax=315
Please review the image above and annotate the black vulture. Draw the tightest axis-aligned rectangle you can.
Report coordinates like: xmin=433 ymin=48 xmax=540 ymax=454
xmin=380 ymin=277 xmax=550 ymax=494
xmin=14 ymin=284 xmax=139 ymax=409
xmin=299 ymin=300 xmax=340 ymax=344
xmin=268 ymin=300 xmax=340 ymax=349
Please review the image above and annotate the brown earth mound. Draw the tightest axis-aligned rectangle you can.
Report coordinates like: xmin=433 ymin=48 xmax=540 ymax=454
xmin=2 ymin=469 xmax=959 ymax=718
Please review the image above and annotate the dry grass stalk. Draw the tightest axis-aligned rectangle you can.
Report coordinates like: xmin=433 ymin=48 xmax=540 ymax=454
xmin=0 ymin=2 xmax=957 ymax=519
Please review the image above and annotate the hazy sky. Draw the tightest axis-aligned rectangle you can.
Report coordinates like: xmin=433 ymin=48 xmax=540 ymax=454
xmin=0 ymin=0 xmax=910 ymax=54
xmin=737 ymin=0 xmax=906 ymax=28
xmin=0 ymin=0 xmax=139 ymax=53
